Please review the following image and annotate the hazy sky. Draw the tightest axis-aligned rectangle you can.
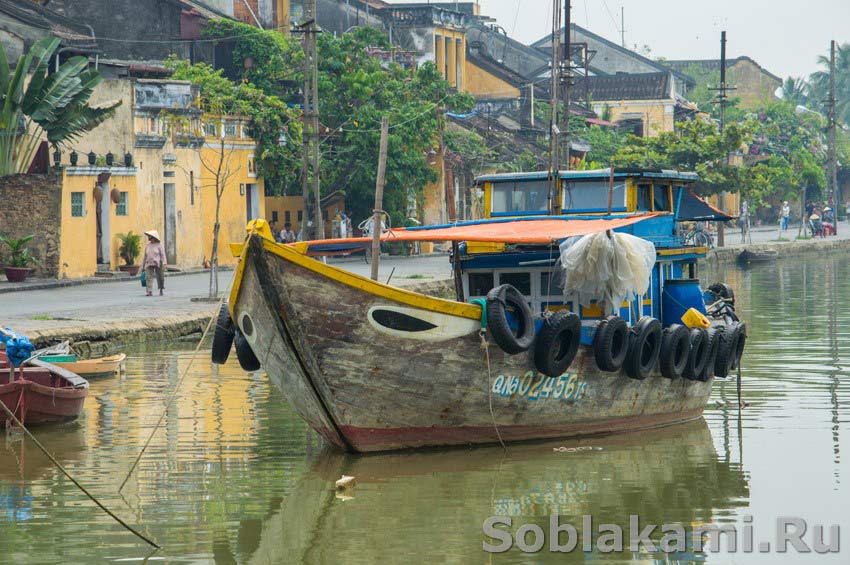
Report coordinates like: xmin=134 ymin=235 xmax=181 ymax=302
xmin=400 ymin=1 xmax=850 ymax=79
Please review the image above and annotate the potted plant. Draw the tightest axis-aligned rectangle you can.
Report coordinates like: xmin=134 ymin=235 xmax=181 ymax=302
xmin=116 ymin=231 xmax=142 ymax=276
xmin=0 ymin=235 xmax=39 ymax=283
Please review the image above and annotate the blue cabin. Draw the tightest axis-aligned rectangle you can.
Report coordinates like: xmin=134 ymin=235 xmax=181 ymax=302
xmin=460 ymin=168 xmax=723 ymax=340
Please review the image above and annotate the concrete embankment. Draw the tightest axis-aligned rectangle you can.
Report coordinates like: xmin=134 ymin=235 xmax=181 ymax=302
xmin=702 ymin=236 xmax=850 ymax=265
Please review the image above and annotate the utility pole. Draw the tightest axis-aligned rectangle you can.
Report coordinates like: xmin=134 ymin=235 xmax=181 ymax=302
xmin=828 ymin=39 xmax=839 ymax=236
xmin=709 ymin=31 xmax=736 ymax=247
xmin=371 ymin=116 xmax=389 ymax=281
xmin=299 ymin=0 xmax=322 ymax=240
xmin=621 ymin=7 xmax=625 ymax=48
xmin=560 ymin=0 xmax=571 ymax=175
xmin=548 ymin=0 xmax=561 ymax=215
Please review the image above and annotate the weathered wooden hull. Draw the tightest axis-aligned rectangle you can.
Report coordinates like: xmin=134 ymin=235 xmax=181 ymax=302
xmin=231 ymin=236 xmax=714 ymax=453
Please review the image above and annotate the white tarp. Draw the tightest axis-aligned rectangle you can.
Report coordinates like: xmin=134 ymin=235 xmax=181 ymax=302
xmin=559 ymin=231 xmax=656 ymax=314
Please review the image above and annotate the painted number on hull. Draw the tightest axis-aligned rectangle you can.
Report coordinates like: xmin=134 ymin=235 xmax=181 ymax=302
xmin=492 ymin=372 xmax=588 ymax=403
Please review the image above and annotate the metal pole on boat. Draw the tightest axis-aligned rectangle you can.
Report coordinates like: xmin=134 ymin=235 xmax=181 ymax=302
xmin=607 ymin=164 xmax=614 ymax=215
xmin=371 ymin=116 xmax=390 ymax=281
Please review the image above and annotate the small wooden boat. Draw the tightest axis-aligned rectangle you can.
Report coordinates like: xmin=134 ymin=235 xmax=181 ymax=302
xmin=738 ymin=249 xmax=778 ymax=264
xmin=0 ymin=353 xmax=89 ymax=426
xmin=43 ymin=353 xmax=126 ymax=378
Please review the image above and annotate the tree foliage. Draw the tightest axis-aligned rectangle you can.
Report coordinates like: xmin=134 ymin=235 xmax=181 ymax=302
xmin=0 ymin=36 xmax=119 ymax=175
xmin=177 ymin=22 xmax=473 ymax=226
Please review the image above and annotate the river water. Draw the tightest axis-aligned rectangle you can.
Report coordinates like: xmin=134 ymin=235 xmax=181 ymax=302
xmin=1 ymin=254 xmax=849 ymax=563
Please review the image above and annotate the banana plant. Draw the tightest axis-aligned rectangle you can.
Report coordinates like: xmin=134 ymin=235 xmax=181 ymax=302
xmin=0 ymin=36 xmax=120 ymax=175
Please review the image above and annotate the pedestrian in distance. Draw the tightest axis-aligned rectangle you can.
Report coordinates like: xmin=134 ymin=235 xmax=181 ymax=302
xmin=141 ymin=230 xmax=166 ymax=296
xmin=781 ymin=201 xmax=790 ymax=231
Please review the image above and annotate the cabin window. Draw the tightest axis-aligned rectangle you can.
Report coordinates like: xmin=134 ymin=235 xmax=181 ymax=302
xmin=468 ymin=272 xmax=494 ymax=296
xmin=71 ymin=192 xmax=85 ymax=217
xmin=563 ymin=180 xmax=626 ymax=212
xmin=653 ymin=185 xmax=671 ymax=212
xmin=499 ymin=272 xmax=531 ymax=296
xmin=491 ymin=181 xmax=548 ymax=214
xmin=115 ymin=192 xmax=129 ymax=216
xmin=637 ymin=184 xmax=652 ymax=211
xmin=540 ymin=271 xmax=563 ymax=296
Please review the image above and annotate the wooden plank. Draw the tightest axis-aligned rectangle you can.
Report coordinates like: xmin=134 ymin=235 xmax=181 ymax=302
xmin=28 ymin=359 xmax=89 ymax=389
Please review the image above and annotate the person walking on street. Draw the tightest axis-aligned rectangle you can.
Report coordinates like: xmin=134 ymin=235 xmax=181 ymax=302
xmin=781 ymin=201 xmax=790 ymax=231
xmin=141 ymin=230 xmax=166 ymax=296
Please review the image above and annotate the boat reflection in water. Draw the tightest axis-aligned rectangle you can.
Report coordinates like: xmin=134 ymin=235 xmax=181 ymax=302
xmin=246 ymin=419 xmax=749 ymax=563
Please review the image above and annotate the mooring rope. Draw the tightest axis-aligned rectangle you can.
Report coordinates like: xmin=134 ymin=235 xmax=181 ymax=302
xmin=119 ymin=261 xmax=240 ymax=493
xmin=480 ymin=330 xmax=506 ymax=451
xmin=0 ymin=395 xmax=160 ymax=548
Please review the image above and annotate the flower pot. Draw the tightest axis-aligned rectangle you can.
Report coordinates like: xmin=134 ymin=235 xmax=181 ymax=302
xmin=106 ymin=151 xmax=114 ymax=166
xmin=119 ymin=265 xmax=140 ymax=276
xmin=70 ymin=151 xmax=78 ymax=166
xmin=88 ymin=151 xmax=96 ymax=165
xmin=124 ymin=152 xmax=132 ymax=167
xmin=4 ymin=267 xmax=32 ymax=283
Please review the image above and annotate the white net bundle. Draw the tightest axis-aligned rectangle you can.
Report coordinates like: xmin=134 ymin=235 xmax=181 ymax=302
xmin=559 ymin=231 xmax=656 ymax=315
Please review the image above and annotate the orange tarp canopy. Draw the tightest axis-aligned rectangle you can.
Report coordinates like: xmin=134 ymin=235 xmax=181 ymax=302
xmin=300 ymin=214 xmax=659 ymax=250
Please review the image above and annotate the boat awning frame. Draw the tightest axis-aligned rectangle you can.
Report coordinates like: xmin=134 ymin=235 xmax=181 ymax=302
xmin=295 ymin=214 xmax=663 ymax=255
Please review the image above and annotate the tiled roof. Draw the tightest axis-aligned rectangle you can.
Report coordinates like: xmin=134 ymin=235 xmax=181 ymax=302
xmin=581 ymin=72 xmax=673 ymax=101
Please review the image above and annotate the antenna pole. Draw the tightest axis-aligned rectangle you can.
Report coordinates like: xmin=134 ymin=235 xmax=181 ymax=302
xmin=621 ymin=7 xmax=625 ymax=48
xmin=548 ymin=0 xmax=561 ymax=215
xmin=717 ymin=31 xmax=728 ymax=247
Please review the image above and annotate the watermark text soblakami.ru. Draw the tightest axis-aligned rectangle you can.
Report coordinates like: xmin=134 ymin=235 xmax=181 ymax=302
xmin=483 ymin=515 xmax=840 ymax=554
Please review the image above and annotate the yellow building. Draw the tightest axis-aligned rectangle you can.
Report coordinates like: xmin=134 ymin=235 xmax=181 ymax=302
xmin=53 ymin=75 xmax=263 ymax=278
xmin=264 ymin=191 xmax=346 ymax=238
xmin=588 ymin=72 xmax=695 ymax=137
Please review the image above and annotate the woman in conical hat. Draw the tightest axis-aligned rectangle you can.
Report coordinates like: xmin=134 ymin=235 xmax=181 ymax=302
xmin=141 ymin=229 xmax=166 ymax=296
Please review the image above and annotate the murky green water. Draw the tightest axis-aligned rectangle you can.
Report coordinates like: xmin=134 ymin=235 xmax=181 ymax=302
xmin=1 ymin=254 xmax=849 ymax=563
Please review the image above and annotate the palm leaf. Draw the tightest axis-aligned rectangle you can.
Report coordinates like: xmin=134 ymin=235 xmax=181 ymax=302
xmin=21 ymin=37 xmax=61 ymax=115
xmin=28 ymin=56 xmax=89 ymax=123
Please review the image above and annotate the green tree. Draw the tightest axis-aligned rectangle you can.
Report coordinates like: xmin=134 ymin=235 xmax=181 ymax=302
xmin=780 ymin=77 xmax=810 ymax=107
xmin=810 ymin=42 xmax=850 ymax=126
xmin=0 ymin=36 xmax=119 ymax=175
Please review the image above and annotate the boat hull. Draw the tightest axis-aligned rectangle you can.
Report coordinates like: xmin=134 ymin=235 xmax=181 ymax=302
xmin=232 ymin=236 xmax=714 ymax=453
xmin=0 ymin=370 xmax=88 ymax=426
xmin=50 ymin=353 xmax=126 ymax=378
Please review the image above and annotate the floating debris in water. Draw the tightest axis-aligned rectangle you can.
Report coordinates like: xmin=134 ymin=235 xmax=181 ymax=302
xmin=552 ymin=446 xmax=601 ymax=453
xmin=335 ymin=475 xmax=356 ymax=491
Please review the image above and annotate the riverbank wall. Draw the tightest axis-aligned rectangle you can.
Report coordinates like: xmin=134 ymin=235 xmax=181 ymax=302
xmin=701 ymin=236 xmax=850 ymax=265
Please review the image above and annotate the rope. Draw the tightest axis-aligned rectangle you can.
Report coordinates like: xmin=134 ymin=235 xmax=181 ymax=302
xmin=0 ymin=393 xmax=160 ymax=548
xmin=118 ymin=249 xmax=242 ymax=493
xmin=480 ymin=329 xmax=505 ymax=451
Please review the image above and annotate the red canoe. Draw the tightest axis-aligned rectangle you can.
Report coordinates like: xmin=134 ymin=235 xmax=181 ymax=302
xmin=0 ymin=352 xmax=89 ymax=426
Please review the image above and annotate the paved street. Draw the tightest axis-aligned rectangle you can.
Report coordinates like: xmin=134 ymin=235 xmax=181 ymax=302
xmin=0 ymin=255 xmax=454 ymax=334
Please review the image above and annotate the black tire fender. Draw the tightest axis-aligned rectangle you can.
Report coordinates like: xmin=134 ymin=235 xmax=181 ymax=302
xmin=624 ymin=317 xmax=662 ymax=380
xmin=731 ymin=322 xmax=747 ymax=370
xmin=659 ymin=324 xmax=690 ymax=379
xmin=714 ymin=323 xmax=741 ymax=379
xmin=211 ymin=303 xmax=235 ymax=364
xmin=683 ymin=328 xmax=709 ymax=381
xmin=699 ymin=327 xmax=722 ymax=382
xmin=593 ymin=315 xmax=629 ymax=372
xmin=533 ymin=311 xmax=581 ymax=378
xmin=234 ymin=330 xmax=261 ymax=372
xmin=486 ymin=284 xmax=535 ymax=355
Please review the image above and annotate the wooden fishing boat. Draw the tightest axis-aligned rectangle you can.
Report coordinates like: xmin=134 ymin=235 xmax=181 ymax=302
xmin=738 ymin=248 xmax=778 ymax=265
xmin=0 ymin=353 xmax=89 ymax=426
xmin=44 ymin=353 xmax=126 ymax=378
xmin=221 ymin=169 xmax=745 ymax=453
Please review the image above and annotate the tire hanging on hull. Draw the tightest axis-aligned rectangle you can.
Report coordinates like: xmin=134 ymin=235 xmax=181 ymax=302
xmin=593 ymin=316 xmax=629 ymax=372
xmin=486 ymin=284 xmax=535 ymax=355
xmin=534 ymin=311 xmax=581 ymax=378
xmin=624 ymin=317 xmax=662 ymax=380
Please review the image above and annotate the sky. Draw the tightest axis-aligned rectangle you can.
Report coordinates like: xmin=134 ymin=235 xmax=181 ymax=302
xmin=399 ymin=0 xmax=850 ymax=79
